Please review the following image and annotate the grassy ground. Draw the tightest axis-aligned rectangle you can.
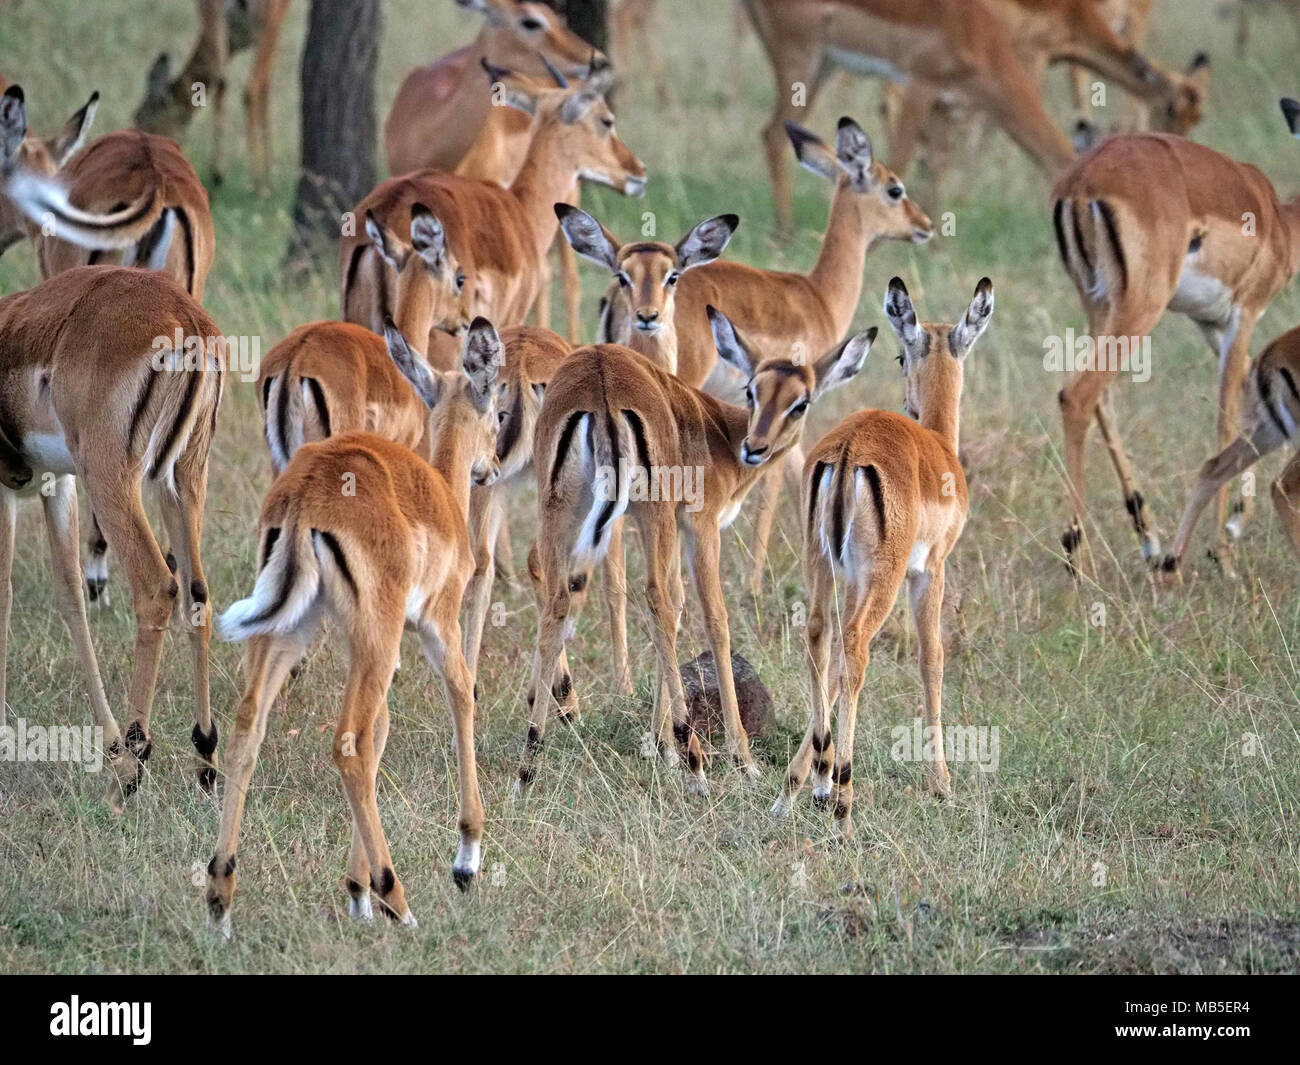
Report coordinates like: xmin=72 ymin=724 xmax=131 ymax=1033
xmin=2 ymin=0 xmax=1299 ymax=973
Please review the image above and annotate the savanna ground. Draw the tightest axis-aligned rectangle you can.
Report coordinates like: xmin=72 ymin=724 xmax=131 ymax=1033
xmin=1 ymin=0 xmax=1298 ymax=974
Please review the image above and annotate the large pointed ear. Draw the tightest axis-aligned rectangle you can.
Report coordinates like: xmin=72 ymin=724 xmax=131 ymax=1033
xmin=384 ymin=316 xmax=441 ymax=409
xmin=559 ymin=86 xmax=602 ymax=125
xmin=481 ymin=57 xmax=539 ymax=114
xmin=1283 ymin=97 xmax=1300 ymax=139
xmin=949 ymin=277 xmax=994 ymax=359
xmin=46 ymin=91 xmax=99 ymax=168
xmin=835 ymin=117 xmax=873 ymax=175
xmin=707 ymin=305 xmax=757 ymax=379
xmin=462 ymin=316 xmax=504 ymax=408
xmin=144 ymin=53 xmax=172 ymax=101
xmin=0 ymin=86 xmax=28 ymax=171
xmin=675 ymin=213 xmax=738 ymax=271
xmin=555 ymin=203 xmax=620 ymax=271
xmin=812 ymin=327 xmax=876 ymax=399
xmin=884 ymin=276 xmax=924 ymax=351
xmin=365 ymin=210 xmax=410 ymax=272
xmin=408 ymin=203 xmax=448 ymax=268
xmin=784 ymin=121 xmax=839 ymax=182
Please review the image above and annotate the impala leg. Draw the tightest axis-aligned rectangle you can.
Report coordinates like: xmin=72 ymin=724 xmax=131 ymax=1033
xmin=746 ymin=462 xmax=783 ymax=597
xmin=1213 ymin=319 xmax=1257 ymax=570
xmin=420 ymin=596 xmax=485 ymax=890
xmin=1271 ymin=450 xmax=1300 ymax=561
xmin=0 ymin=489 xmax=12 ymax=730
xmin=206 ymin=629 xmax=308 ymax=937
xmin=910 ymin=562 xmax=951 ymax=798
xmin=1163 ymin=430 xmax=1280 ymax=576
xmin=830 ymin=565 xmax=905 ymax=839
xmin=523 ymin=541 xmax=578 ymax=725
xmin=158 ymin=458 xmax=216 ymax=790
xmin=691 ymin=523 xmax=757 ymax=778
xmin=649 ymin=530 xmax=685 ymax=760
xmin=772 ymin=554 xmax=835 ymax=817
xmin=758 ymin=35 xmax=824 ymax=235
xmin=1094 ymin=392 xmax=1160 ymax=564
xmin=559 ymin=233 xmax=582 ymax=344
xmin=41 ymin=477 xmax=120 ymax=745
xmin=602 ymin=519 xmax=633 ymax=695
xmin=210 ymin=75 xmax=228 ymax=187
xmin=888 ymin=80 xmax=940 ymax=180
xmin=463 ymin=484 xmax=502 ymax=682
xmin=245 ymin=0 xmax=289 ymax=191
xmin=519 ymin=534 xmax=569 ymax=794
xmin=532 ymin=251 xmax=553 ymax=331
xmin=85 ymin=511 xmax=110 ymax=605
xmin=494 ymin=510 xmax=517 ymax=585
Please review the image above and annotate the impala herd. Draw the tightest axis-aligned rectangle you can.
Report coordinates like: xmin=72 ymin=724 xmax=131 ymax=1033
xmin=0 ymin=0 xmax=1298 ymax=935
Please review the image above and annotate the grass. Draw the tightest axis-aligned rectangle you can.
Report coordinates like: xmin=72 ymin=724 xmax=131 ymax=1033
xmin=1 ymin=0 xmax=1299 ymax=973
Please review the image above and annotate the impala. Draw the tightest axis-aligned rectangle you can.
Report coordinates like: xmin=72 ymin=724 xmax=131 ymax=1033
xmin=0 ymin=266 xmax=224 ymax=800
xmin=596 ymin=117 xmax=932 ymax=592
xmin=1162 ymin=324 xmax=1300 ymax=574
xmin=208 ymin=318 xmax=502 ymax=935
xmin=341 ymin=65 xmax=644 ymax=343
xmin=135 ymin=0 xmax=292 ymax=188
xmin=261 ymin=205 xmax=470 ymax=474
xmin=773 ymin=277 xmax=993 ymax=832
xmin=743 ymin=0 xmax=1077 ymax=234
xmin=1052 ymin=101 xmax=1300 ymax=576
xmin=519 ymin=313 xmax=874 ymax=796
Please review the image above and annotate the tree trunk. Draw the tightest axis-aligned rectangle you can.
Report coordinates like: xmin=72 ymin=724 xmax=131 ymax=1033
xmin=287 ymin=0 xmax=382 ymax=266
xmin=542 ymin=0 xmax=609 ymax=53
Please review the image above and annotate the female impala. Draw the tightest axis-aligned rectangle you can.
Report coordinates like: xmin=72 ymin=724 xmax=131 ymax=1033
xmin=1052 ymin=100 xmax=1300 ymax=576
xmin=520 ymin=314 xmax=873 ymax=796
xmin=260 ymin=205 xmax=470 ymax=474
xmin=595 ymin=116 xmax=932 ymax=591
xmin=0 ymin=267 xmax=224 ymax=800
xmin=208 ymin=319 xmax=503 ymax=936
xmin=773 ymin=277 xmax=993 ymax=833
xmin=1162 ymin=324 xmax=1300 ymax=575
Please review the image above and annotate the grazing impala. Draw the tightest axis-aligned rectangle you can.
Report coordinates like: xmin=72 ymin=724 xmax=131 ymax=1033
xmin=595 ymin=117 xmax=932 ymax=591
xmin=341 ymin=65 xmax=644 ymax=343
xmin=135 ymin=0 xmax=292 ymax=188
xmin=1162 ymin=325 xmax=1300 ymax=575
xmin=519 ymin=313 xmax=874 ymax=796
xmin=260 ymin=206 xmax=470 ymax=474
xmin=1052 ymin=101 xmax=1300 ymax=576
xmin=743 ymin=0 xmax=1077 ymax=233
xmin=0 ymin=267 xmax=224 ymax=799
xmin=208 ymin=319 xmax=502 ymax=935
xmin=773 ymin=277 xmax=993 ymax=832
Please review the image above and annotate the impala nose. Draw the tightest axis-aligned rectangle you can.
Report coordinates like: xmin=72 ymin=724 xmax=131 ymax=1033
xmin=625 ymin=175 xmax=646 ymax=197
xmin=635 ymin=310 xmax=660 ymax=331
xmin=740 ymin=441 xmax=768 ymax=466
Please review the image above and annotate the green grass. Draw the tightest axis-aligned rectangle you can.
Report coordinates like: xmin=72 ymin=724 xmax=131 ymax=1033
xmin=1 ymin=0 xmax=1299 ymax=973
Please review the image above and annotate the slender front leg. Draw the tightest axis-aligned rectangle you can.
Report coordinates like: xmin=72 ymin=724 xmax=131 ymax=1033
xmin=1212 ymin=318 xmax=1257 ymax=570
xmin=463 ymin=484 xmax=503 ymax=681
xmin=746 ymin=462 xmax=783 ymax=597
xmin=910 ymin=564 xmax=951 ymax=798
xmin=517 ymin=533 xmax=573 ymax=794
xmin=690 ymin=522 xmax=757 ymax=777
xmin=244 ymin=0 xmax=289 ymax=190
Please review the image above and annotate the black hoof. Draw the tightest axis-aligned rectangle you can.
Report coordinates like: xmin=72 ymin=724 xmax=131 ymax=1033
xmin=86 ymin=577 xmax=106 ymax=602
xmin=452 ymin=867 xmax=475 ymax=892
xmin=197 ymin=766 xmax=216 ymax=792
xmin=811 ymin=793 xmax=830 ymax=812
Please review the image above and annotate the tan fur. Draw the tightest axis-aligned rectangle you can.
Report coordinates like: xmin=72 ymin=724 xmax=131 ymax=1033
xmin=774 ymin=277 xmax=992 ymax=831
xmin=0 ymin=266 xmax=225 ymax=800
xmin=1052 ymin=121 xmax=1300 ymax=575
xmin=134 ymin=0 xmax=291 ymax=188
xmin=519 ymin=315 xmax=873 ymax=797
xmin=206 ymin=326 xmax=503 ymax=932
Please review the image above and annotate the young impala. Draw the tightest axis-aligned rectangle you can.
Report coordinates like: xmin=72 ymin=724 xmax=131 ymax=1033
xmin=1052 ymin=100 xmax=1300 ymax=576
xmin=773 ymin=277 xmax=994 ymax=833
xmin=208 ymin=318 xmax=503 ymax=936
xmin=519 ymin=314 xmax=874 ymax=796
xmin=0 ymin=267 xmax=224 ymax=801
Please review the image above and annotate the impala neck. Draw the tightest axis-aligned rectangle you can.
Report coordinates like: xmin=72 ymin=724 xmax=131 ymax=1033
xmin=807 ymin=180 xmax=872 ymax=341
xmin=1283 ymin=194 xmax=1300 ymax=279
xmin=626 ymin=326 xmax=678 ymax=375
xmin=507 ymin=125 xmax=576 ymax=264
xmin=920 ymin=379 xmax=962 ymax=454
xmin=428 ymin=409 xmax=477 ymax=520
xmin=712 ymin=396 xmax=796 ymax=497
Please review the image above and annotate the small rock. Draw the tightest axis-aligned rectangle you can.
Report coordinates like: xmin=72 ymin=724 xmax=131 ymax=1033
xmin=679 ymin=650 xmax=774 ymax=740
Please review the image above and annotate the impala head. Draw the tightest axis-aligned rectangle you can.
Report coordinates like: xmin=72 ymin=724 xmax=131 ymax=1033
xmin=0 ymin=85 xmax=98 ymax=253
xmin=785 ymin=116 xmax=933 ymax=244
xmin=384 ymin=315 xmax=504 ymax=487
xmin=884 ymin=276 xmax=993 ymax=428
xmin=459 ymin=0 xmax=606 ymax=80
xmin=135 ymin=52 xmax=187 ymax=137
xmin=556 ymin=203 xmax=737 ymax=336
xmin=366 ymin=204 xmax=471 ymax=337
xmin=1150 ymin=53 xmax=1210 ymax=136
xmin=489 ymin=61 xmax=646 ymax=196
xmin=708 ymin=306 xmax=875 ymax=467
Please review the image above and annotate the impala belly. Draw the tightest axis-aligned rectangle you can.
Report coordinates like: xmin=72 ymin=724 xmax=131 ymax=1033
xmin=907 ymin=541 xmax=930 ymax=576
xmin=824 ymin=47 xmax=908 ymax=83
xmin=1168 ymin=260 xmax=1234 ymax=324
xmin=23 ymin=432 xmax=77 ymax=477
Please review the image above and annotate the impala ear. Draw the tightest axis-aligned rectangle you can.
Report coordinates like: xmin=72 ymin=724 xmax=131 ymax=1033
xmin=784 ymin=121 xmax=839 ymax=182
xmin=835 ymin=116 xmax=873 ymax=169
xmin=675 ymin=213 xmax=738 ymax=271
xmin=365 ymin=211 xmax=410 ymax=272
xmin=481 ymin=57 xmax=539 ymax=114
xmin=555 ymin=202 xmax=620 ymax=271
xmin=707 ymin=305 xmax=756 ymax=378
xmin=1072 ymin=119 xmax=1100 ymax=154
xmin=884 ymin=276 xmax=924 ymax=351
xmin=559 ymin=87 xmax=602 ymax=125
xmin=813 ymin=327 xmax=876 ymax=399
xmin=950 ymin=277 xmax=994 ymax=359
xmin=408 ymin=203 xmax=447 ymax=268
xmin=47 ymin=91 xmax=98 ymax=168
xmin=1283 ymin=97 xmax=1300 ymax=139
xmin=462 ymin=316 xmax=505 ymax=407
xmin=0 ymin=86 xmax=28 ymax=170
xmin=383 ymin=316 xmax=440 ymax=409
xmin=531 ymin=381 xmax=547 ymax=404
xmin=144 ymin=53 xmax=172 ymax=100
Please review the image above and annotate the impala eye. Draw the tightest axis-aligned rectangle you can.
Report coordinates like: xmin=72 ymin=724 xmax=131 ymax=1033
xmin=665 ymin=272 xmax=679 ymax=287
xmin=520 ymin=16 xmax=544 ymax=31
xmin=788 ymin=399 xmax=808 ymax=419
xmin=617 ymin=271 xmax=632 ymax=289
xmin=498 ymin=410 xmax=509 ymax=425
xmin=455 ymin=271 xmax=466 ymax=292
xmin=887 ymin=184 xmax=905 ymax=202
xmin=601 ymin=116 xmax=616 ymax=132
xmin=896 ymin=354 xmax=905 ymax=367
